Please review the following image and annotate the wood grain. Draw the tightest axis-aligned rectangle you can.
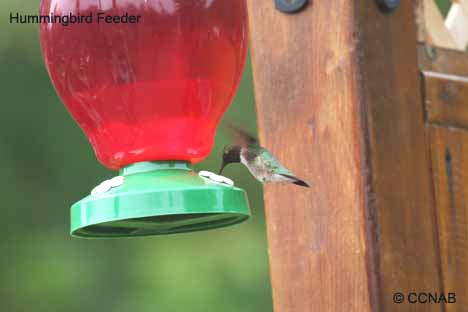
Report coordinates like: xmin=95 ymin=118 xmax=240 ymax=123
xmin=430 ymin=126 xmax=468 ymax=311
xmin=424 ymin=72 xmax=468 ymax=129
xmin=356 ymin=2 xmax=443 ymax=310
xmin=418 ymin=44 xmax=468 ymax=77
xmin=248 ymin=1 xmax=443 ymax=311
xmin=247 ymin=1 xmax=372 ymax=311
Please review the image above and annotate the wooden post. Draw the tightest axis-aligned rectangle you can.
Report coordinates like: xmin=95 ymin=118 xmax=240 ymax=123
xmin=420 ymin=46 xmax=468 ymax=311
xmin=247 ymin=1 xmax=443 ymax=311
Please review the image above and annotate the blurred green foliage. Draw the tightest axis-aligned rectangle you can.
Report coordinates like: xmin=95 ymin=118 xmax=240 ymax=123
xmin=435 ymin=0 xmax=451 ymax=17
xmin=0 ymin=1 xmax=271 ymax=311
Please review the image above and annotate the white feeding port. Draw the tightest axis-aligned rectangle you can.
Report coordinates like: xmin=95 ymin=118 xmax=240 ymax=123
xmin=91 ymin=176 xmax=125 ymax=196
xmin=199 ymin=171 xmax=234 ymax=186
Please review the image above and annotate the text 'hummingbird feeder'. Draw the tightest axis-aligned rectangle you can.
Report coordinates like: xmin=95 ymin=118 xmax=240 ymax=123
xmin=39 ymin=0 xmax=251 ymax=238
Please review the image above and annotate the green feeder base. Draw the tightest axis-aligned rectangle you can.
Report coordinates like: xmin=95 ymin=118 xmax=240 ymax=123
xmin=71 ymin=161 xmax=251 ymax=238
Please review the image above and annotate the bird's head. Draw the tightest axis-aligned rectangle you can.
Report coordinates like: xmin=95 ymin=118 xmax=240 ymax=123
xmin=219 ymin=145 xmax=242 ymax=175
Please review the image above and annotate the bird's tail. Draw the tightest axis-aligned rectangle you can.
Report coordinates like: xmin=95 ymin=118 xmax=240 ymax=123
xmin=293 ymin=179 xmax=310 ymax=188
xmin=280 ymin=174 xmax=310 ymax=188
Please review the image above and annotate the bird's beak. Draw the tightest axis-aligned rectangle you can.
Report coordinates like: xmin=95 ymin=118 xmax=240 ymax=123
xmin=219 ymin=162 xmax=227 ymax=175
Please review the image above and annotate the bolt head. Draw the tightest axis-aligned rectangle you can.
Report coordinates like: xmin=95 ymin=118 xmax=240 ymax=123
xmin=378 ymin=0 xmax=400 ymax=11
xmin=275 ymin=0 xmax=309 ymax=14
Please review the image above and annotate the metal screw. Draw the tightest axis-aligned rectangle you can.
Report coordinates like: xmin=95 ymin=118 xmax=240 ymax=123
xmin=275 ymin=0 xmax=308 ymax=14
xmin=376 ymin=0 xmax=400 ymax=12
xmin=424 ymin=44 xmax=438 ymax=61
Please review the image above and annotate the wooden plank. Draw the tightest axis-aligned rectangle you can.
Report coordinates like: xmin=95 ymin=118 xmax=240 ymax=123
xmin=445 ymin=3 xmax=468 ymax=50
xmin=418 ymin=44 xmax=468 ymax=76
xmin=248 ymin=1 xmax=443 ymax=311
xmin=356 ymin=2 xmax=443 ymax=310
xmin=423 ymin=0 xmax=459 ymax=49
xmin=424 ymin=72 xmax=468 ymax=129
xmin=247 ymin=2 xmax=373 ymax=311
xmin=430 ymin=126 xmax=468 ymax=311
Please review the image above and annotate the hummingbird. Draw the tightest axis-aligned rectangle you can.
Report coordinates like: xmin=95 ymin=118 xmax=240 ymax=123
xmin=219 ymin=125 xmax=309 ymax=188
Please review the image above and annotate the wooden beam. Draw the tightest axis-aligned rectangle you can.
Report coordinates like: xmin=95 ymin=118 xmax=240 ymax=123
xmin=247 ymin=1 xmax=443 ymax=311
xmin=418 ymin=44 xmax=468 ymax=76
xmin=423 ymin=72 xmax=468 ymax=129
xmin=356 ymin=2 xmax=443 ymax=308
xmin=247 ymin=1 xmax=372 ymax=311
xmin=430 ymin=126 xmax=468 ymax=311
xmin=420 ymin=41 xmax=468 ymax=312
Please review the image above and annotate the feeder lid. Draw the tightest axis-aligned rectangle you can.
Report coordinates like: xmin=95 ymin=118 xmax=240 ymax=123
xmin=71 ymin=161 xmax=251 ymax=238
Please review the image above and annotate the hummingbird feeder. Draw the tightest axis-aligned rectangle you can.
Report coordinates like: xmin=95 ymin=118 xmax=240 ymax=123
xmin=39 ymin=0 xmax=251 ymax=238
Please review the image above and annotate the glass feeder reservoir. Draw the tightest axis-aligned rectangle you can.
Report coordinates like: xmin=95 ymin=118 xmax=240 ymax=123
xmin=40 ymin=0 xmax=250 ymax=238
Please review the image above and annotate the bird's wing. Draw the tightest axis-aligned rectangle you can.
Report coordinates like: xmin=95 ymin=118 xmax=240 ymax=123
xmin=226 ymin=122 xmax=259 ymax=147
xmin=258 ymin=148 xmax=295 ymax=176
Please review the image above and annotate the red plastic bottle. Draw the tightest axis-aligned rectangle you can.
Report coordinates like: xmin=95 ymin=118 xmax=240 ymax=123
xmin=40 ymin=0 xmax=248 ymax=170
